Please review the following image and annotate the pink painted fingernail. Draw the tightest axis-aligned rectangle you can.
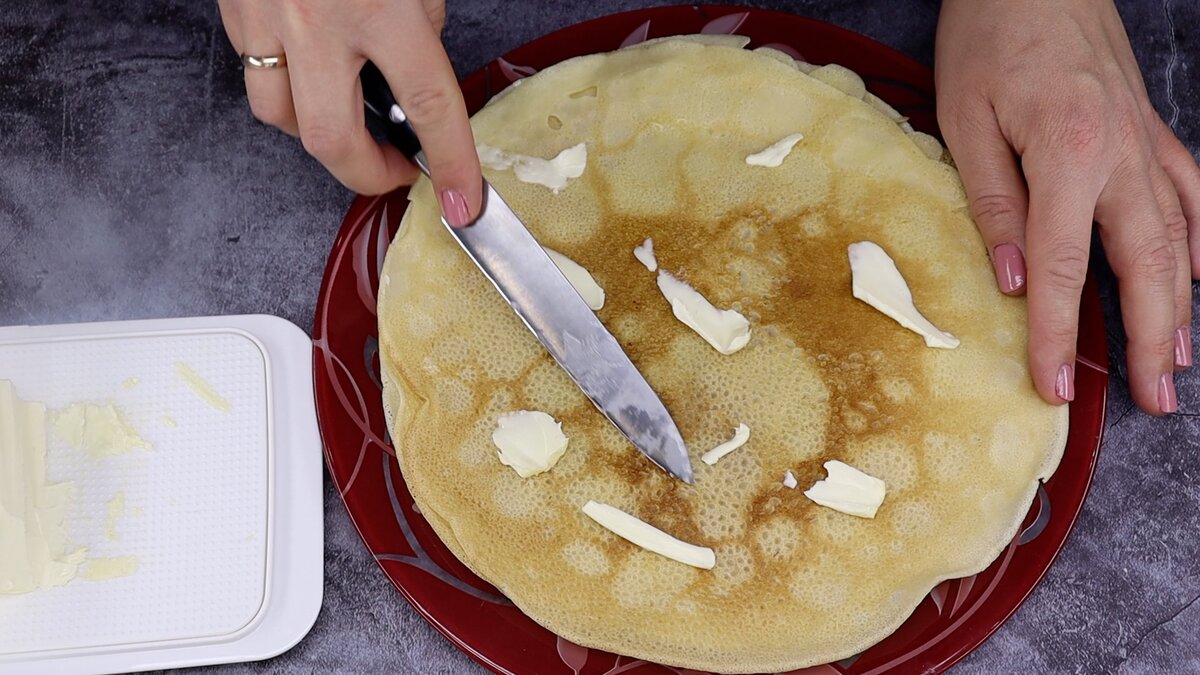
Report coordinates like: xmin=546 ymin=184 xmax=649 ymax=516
xmin=993 ymin=243 xmax=1026 ymax=295
xmin=1159 ymin=373 xmax=1179 ymax=414
xmin=1174 ymin=326 xmax=1193 ymax=369
xmin=439 ymin=188 xmax=471 ymax=228
xmin=1055 ymin=363 xmax=1075 ymax=402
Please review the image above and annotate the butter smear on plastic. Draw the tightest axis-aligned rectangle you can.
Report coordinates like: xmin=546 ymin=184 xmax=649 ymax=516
xmin=1 ymin=380 xmax=88 ymax=594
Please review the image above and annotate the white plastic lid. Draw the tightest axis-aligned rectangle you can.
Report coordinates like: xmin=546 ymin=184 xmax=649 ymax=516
xmin=0 ymin=315 xmax=323 ymax=674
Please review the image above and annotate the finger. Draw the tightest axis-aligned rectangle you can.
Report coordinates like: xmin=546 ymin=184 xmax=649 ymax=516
xmin=239 ymin=3 xmax=299 ymax=136
xmin=1022 ymin=150 xmax=1104 ymax=407
xmin=1096 ymin=167 xmax=1179 ymax=414
xmin=422 ymin=0 xmax=448 ymax=35
xmin=940 ymin=100 xmax=1029 ymax=295
xmin=368 ymin=8 xmax=482 ymax=226
xmin=286 ymin=46 xmax=419 ymax=195
xmin=217 ymin=0 xmax=242 ymax=50
xmin=1155 ymin=122 xmax=1200 ymax=279
xmin=1148 ymin=162 xmax=1193 ymax=370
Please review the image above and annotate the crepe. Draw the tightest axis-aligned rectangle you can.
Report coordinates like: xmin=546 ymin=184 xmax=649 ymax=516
xmin=377 ymin=36 xmax=1068 ymax=672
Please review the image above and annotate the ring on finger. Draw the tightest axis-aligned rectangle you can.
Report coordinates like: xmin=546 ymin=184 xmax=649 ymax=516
xmin=241 ymin=53 xmax=287 ymax=69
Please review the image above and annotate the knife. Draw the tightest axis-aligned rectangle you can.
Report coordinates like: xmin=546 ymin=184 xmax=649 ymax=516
xmin=360 ymin=62 xmax=694 ymax=483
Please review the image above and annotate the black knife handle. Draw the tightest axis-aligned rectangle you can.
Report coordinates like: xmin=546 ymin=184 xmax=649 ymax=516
xmin=360 ymin=61 xmax=425 ymax=168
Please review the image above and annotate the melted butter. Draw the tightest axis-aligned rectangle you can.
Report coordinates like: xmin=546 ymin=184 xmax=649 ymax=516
xmin=633 ymin=238 xmax=658 ymax=272
xmin=105 ymin=492 xmax=125 ymax=541
xmin=656 ymin=270 xmax=751 ymax=355
xmin=0 ymin=380 xmax=87 ymax=594
xmin=544 ymin=247 xmax=605 ymax=310
xmin=700 ymin=423 xmax=751 ymax=465
xmin=582 ymin=500 xmax=715 ymax=569
xmin=745 ymin=133 xmax=805 ymax=167
xmin=803 ymin=460 xmax=887 ymax=518
xmin=54 ymin=402 xmax=151 ymax=457
xmin=492 ymin=410 xmax=569 ymax=477
xmin=81 ymin=556 xmax=139 ymax=581
xmin=477 ymin=142 xmax=587 ymax=193
xmin=782 ymin=470 xmax=798 ymax=489
xmin=176 ymin=362 xmax=232 ymax=413
xmin=849 ymin=241 xmax=959 ymax=349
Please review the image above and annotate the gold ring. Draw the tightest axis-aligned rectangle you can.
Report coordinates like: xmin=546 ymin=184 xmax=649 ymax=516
xmin=241 ymin=53 xmax=287 ymax=69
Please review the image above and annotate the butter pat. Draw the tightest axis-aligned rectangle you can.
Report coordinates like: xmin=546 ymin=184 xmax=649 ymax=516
xmin=633 ymin=238 xmax=658 ymax=272
xmin=544 ymin=247 xmax=605 ymax=310
xmin=0 ymin=380 xmax=87 ymax=594
xmin=477 ymin=142 xmax=587 ymax=193
xmin=700 ymin=423 xmax=751 ymax=465
xmin=804 ymin=460 xmax=887 ymax=518
xmin=656 ymin=271 xmax=751 ymax=355
xmin=746 ymin=133 xmax=805 ymax=167
xmin=582 ymin=500 xmax=715 ymax=570
xmin=782 ymin=470 xmax=798 ymax=489
xmin=848 ymin=241 xmax=959 ymax=349
xmin=54 ymin=401 xmax=151 ymax=457
xmin=492 ymin=411 xmax=569 ymax=477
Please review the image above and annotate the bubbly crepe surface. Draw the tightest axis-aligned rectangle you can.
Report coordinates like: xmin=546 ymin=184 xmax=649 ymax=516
xmin=378 ymin=37 xmax=1068 ymax=672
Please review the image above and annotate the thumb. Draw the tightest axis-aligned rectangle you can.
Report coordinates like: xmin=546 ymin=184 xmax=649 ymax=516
xmin=940 ymin=100 xmax=1031 ymax=295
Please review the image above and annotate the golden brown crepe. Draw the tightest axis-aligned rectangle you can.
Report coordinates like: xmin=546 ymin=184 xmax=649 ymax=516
xmin=377 ymin=36 xmax=1068 ymax=672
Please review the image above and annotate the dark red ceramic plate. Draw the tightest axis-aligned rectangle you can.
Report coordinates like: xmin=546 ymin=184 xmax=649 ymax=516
xmin=313 ymin=6 xmax=1109 ymax=674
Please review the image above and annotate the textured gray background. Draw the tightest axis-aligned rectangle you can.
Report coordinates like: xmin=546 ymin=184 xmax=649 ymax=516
xmin=0 ymin=1 xmax=1197 ymax=673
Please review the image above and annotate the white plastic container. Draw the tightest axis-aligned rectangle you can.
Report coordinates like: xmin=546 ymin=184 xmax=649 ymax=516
xmin=0 ymin=315 xmax=323 ymax=674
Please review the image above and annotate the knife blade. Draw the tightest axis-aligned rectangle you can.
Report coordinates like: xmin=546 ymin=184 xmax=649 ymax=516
xmin=360 ymin=62 xmax=693 ymax=483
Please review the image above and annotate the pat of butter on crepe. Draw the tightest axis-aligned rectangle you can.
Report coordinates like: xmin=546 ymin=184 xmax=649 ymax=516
xmin=492 ymin=410 xmax=569 ymax=477
xmin=804 ymin=460 xmax=887 ymax=518
xmin=745 ymin=133 xmax=805 ymax=167
xmin=543 ymin=247 xmax=605 ymax=310
xmin=701 ymin=423 xmax=751 ymax=465
xmin=633 ymin=238 xmax=657 ymax=272
xmin=848 ymin=241 xmax=959 ymax=349
xmin=582 ymin=500 xmax=715 ymax=570
xmin=477 ymin=142 xmax=587 ymax=193
xmin=657 ymin=270 xmax=751 ymax=355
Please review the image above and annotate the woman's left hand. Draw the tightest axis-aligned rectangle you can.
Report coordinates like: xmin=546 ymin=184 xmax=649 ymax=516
xmin=936 ymin=0 xmax=1200 ymax=415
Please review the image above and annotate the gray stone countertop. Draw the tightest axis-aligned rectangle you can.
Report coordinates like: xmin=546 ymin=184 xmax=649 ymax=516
xmin=1 ymin=1 xmax=1197 ymax=673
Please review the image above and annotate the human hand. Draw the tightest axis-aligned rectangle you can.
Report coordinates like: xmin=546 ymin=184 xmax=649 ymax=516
xmin=936 ymin=0 xmax=1200 ymax=415
xmin=217 ymin=0 xmax=482 ymax=226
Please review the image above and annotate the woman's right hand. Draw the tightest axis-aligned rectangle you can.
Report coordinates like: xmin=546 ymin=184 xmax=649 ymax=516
xmin=217 ymin=0 xmax=482 ymax=227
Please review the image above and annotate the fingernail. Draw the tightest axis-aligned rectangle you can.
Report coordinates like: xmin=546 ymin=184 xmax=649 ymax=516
xmin=1158 ymin=373 xmax=1179 ymax=414
xmin=1055 ymin=363 xmax=1075 ymax=402
xmin=993 ymin=243 xmax=1026 ymax=295
xmin=1174 ymin=326 xmax=1193 ymax=369
xmin=439 ymin=188 xmax=471 ymax=228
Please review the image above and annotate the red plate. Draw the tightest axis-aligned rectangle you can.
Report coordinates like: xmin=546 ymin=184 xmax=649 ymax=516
xmin=313 ymin=6 xmax=1108 ymax=674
